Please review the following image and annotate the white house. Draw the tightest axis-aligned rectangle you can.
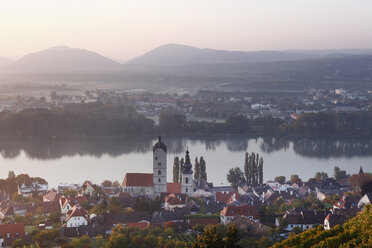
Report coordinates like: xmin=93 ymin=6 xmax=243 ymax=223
xmin=164 ymin=193 xmax=187 ymax=211
xmin=358 ymin=193 xmax=372 ymax=208
xmin=59 ymin=196 xmax=87 ymax=214
xmin=65 ymin=205 xmax=88 ymax=228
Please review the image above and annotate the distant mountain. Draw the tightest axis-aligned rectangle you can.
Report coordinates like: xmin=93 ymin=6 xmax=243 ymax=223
xmin=0 ymin=57 xmax=13 ymax=70
xmin=128 ymin=44 xmax=341 ymax=66
xmin=7 ymin=46 xmax=122 ymax=73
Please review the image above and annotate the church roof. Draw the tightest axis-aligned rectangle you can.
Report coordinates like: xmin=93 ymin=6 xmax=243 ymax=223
xmin=167 ymin=183 xmax=182 ymax=194
xmin=153 ymin=136 xmax=167 ymax=153
xmin=122 ymin=173 xmax=154 ymax=187
xmin=183 ymin=149 xmax=193 ymax=174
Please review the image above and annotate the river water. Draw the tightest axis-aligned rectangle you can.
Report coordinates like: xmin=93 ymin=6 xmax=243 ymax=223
xmin=0 ymin=136 xmax=371 ymax=188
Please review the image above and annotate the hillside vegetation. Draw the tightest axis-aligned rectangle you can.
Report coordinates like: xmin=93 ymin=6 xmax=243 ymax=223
xmin=272 ymin=204 xmax=372 ymax=248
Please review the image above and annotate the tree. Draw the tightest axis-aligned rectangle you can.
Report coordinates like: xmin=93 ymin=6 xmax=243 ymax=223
xmin=227 ymin=167 xmax=244 ymax=189
xmin=349 ymin=173 xmax=372 ymax=192
xmin=179 ymin=158 xmax=184 ymax=183
xmin=334 ymin=166 xmax=348 ymax=182
xmin=314 ymin=172 xmax=328 ymax=180
xmin=101 ymin=180 xmax=113 ymax=187
xmin=173 ymin=156 xmax=180 ymax=183
xmin=244 ymin=152 xmax=250 ymax=185
xmin=194 ymin=157 xmax=200 ymax=180
xmin=361 ymin=179 xmax=372 ymax=195
xmin=275 ymin=176 xmax=286 ymax=184
xmin=63 ymin=189 xmax=77 ymax=197
xmin=259 ymin=157 xmax=264 ymax=184
xmin=200 ymin=156 xmax=207 ymax=181
xmin=192 ymin=225 xmax=239 ymax=248
xmin=290 ymin=174 xmax=302 ymax=184
xmin=11 ymin=239 xmax=24 ymax=248
xmin=70 ymin=235 xmax=91 ymax=248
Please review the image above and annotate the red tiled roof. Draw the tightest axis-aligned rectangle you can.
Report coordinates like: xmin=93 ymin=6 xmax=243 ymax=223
xmin=66 ymin=205 xmax=88 ymax=222
xmin=122 ymin=173 xmax=153 ymax=187
xmin=167 ymin=183 xmax=181 ymax=194
xmin=43 ymin=191 xmax=60 ymax=202
xmin=60 ymin=196 xmax=88 ymax=209
xmin=126 ymin=222 xmax=149 ymax=228
xmin=165 ymin=193 xmax=187 ymax=205
xmin=221 ymin=205 xmax=259 ymax=219
xmin=0 ymin=223 xmax=25 ymax=237
xmin=216 ymin=191 xmax=240 ymax=204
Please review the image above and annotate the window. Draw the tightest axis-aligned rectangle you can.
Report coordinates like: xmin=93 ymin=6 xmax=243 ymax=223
xmin=155 ymin=156 xmax=158 ymax=160
xmin=158 ymin=178 xmax=161 ymax=183
xmin=158 ymin=162 xmax=161 ymax=166
xmin=186 ymin=188 xmax=188 ymax=192
xmin=158 ymin=170 xmax=161 ymax=175
xmin=16 ymin=232 xmax=19 ymax=237
xmin=185 ymin=177 xmax=189 ymax=184
xmin=7 ymin=233 xmax=10 ymax=238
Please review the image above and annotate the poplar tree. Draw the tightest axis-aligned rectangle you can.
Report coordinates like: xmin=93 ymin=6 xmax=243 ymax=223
xmin=194 ymin=157 xmax=200 ymax=180
xmin=173 ymin=157 xmax=180 ymax=183
xmin=200 ymin=156 xmax=207 ymax=181
xmin=244 ymin=152 xmax=250 ymax=185
xmin=259 ymin=157 xmax=263 ymax=185
xmin=179 ymin=158 xmax=184 ymax=183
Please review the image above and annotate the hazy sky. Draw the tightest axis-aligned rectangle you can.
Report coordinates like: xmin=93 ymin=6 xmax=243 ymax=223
xmin=1 ymin=0 xmax=372 ymax=60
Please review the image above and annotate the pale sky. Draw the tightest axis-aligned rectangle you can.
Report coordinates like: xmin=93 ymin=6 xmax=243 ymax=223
xmin=1 ymin=0 xmax=372 ymax=61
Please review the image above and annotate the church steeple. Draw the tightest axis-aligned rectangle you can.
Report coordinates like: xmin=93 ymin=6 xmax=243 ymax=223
xmin=183 ymin=148 xmax=193 ymax=174
xmin=359 ymin=166 xmax=364 ymax=174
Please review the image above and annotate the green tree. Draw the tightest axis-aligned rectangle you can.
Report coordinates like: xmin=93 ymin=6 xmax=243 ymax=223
xmin=314 ymin=171 xmax=328 ymax=180
xmin=290 ymin=174 xmax=302 ymax=184
xmin=274 ymin=176 xmax=286 ymax=184
xmin=194 ymin=157 xmax=200 ymax=180
xmin=244 ymin=152 xmax=250 ymax=185
xmin=259 ymin=157 xmax=264 ymax=185
xmin=63 ymin=188 xmax=77 ymax=197
xmin=12 ymin=239 xmax=25 ymax=248
xmin=200 ymin=156 xmax=207 ymax=181
xmin=227 ymin=167 xmax=244 ymax=189
xmin=179 ymin=158 xmax=184 ymax=183
xmin=334 ymin=166 xmax=348 ymax=182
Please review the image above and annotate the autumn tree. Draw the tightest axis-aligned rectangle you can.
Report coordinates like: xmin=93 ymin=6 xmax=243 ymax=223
xmin=194 ymin=157 xmax=200 ymax=180
xmin=173 ymin=156 xmax=180 ymax=183
xmin=200 ymin=156 xmax=207 ymax=181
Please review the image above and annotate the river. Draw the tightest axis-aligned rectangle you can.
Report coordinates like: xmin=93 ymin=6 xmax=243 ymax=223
xmin=0 ymin=136 xmax=371 ymax=188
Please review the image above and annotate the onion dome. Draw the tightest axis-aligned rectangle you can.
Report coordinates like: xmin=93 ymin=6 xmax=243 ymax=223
xmin=183 ymin=149 xmax=193 ymax=174
xmin=153 ymin=136 xmax=167 ymax=153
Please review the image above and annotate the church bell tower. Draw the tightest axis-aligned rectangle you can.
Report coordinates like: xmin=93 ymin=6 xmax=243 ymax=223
xmin=153 ymin=136 xmax=167 ymax=196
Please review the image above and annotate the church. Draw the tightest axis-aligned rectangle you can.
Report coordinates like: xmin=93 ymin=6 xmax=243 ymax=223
xmin=122 ymin=136 xmax=194 ymax=197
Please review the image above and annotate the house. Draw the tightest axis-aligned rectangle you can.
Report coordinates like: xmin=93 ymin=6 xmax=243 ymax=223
xmin=59 ymin=196 xmax=88 ymax=214
xmin=102 ymin=186 xmax=122 ymax=198
xmin=151 ymin=208 xmax=186 ymax=225
xmin=65 ymin=205 xmax=89 ymax=228
xmin=78 ymin=181 xmax=96 ymax=197
xmin=220 ymin=205 xmax=259 ymax=225
xmin=104 ymin=212 xmax=151 ymax=228
xmin=185 ymin=217 xmax=219 ymax=228
xmin=43 ymin=191 xmax=61 ymax=202
xmin=324 ymin=213 xmax=348 ymax=230
xmin=216 ymin=191 xmax=240 ymax=204
xmin=282 ymin=210 xmax=327 ymax=231
xmin=231 ymin=216 xmax=271 ymax=236
xmin=358 ymin=193 xmax=372 ymax=208
xmin=0 ymin=223 xmax=25 ymax=247
xmin=25 ymin=201 xmax=60 ymax=217
xmin=0 ymin=201 xmax=15 ymax=220
xmin=122 ymin=173 xmax=154 ymax=197
xmin=333 ymin=195 xmax=360 ymax=209
xmin=164 ymin=193 xmax=187 ymax=211
xmin=58 ymin=183 xmax=81 ymax=194
xmin=17 ymin=182 xmax=48 ymax=197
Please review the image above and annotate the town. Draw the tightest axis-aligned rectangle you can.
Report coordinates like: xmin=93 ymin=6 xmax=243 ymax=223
xmin=0 ymin=137 xmax=371 ymax=247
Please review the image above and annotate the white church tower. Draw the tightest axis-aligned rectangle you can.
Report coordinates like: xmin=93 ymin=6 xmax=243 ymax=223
xmin=181 ymin=149 xmax=193 ymax=196
xmin=153 ymin=136 xmax=167 ymax=196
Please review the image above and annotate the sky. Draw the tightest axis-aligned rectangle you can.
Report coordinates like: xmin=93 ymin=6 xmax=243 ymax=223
xmin=1 ymin=0 xmax=372 ymax=61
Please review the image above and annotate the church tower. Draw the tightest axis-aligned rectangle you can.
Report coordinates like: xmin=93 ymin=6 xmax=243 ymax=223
xmin=153 ymin=136 xmax=167 ymax=196
xmin=181 ymin=149 xmax=193 ymax=196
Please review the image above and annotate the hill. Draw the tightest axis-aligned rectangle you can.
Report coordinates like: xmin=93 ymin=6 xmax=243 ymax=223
xmin=7 ymin=46 xmax=122 ymax=73
xmin=128 ymin=44 xmax=372 ymax=66
xmin=272 ymin=204 xmax=372 ymax=248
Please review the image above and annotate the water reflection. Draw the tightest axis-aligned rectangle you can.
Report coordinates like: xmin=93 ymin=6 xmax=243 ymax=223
xmin=0 ymin=137 xmax=371 ymax=160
